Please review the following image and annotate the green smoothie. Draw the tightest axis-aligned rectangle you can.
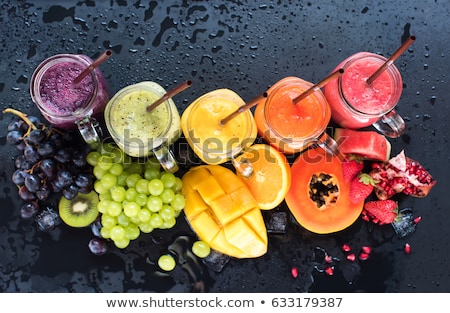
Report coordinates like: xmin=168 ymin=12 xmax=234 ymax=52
xmin=105 ymin=82 xmax=181 ymax=158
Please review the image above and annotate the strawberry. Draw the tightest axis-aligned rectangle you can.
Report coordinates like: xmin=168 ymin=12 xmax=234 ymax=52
xmin=341 ymin=154 xmax=364 ymax=183
xmin=362 ymin=199 xmax=398 ymax=225
xmin=349 ymin=173 xmax=377 ymax=204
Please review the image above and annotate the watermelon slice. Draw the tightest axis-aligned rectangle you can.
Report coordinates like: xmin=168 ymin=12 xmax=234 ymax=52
xmin=334 ymin=128 xmax=391 ymax=161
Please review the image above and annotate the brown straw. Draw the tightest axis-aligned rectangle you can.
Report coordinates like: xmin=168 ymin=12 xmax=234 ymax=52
xmin=219 ymin=92 xmax=268 ymax=126
xmin=292 ymin=68 xmax=344 ymax=104
xmin=73 ymin=50 xmax=112 ymax=84
xmin=366 ymin=36 xmax=416 ymax=85
xmin=146 ymin=80 xmax=192 ymax=113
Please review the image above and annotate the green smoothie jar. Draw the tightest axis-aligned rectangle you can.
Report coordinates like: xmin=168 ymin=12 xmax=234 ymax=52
xmin=104 ymin=81 xmax=181 ymax=173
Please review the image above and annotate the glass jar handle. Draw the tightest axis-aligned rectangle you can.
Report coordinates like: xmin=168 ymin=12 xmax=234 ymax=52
xmin=76 ymin=117 xmax=102 ymax=148
xmin=314 ymin=132 xmax=345 ymax=161
xmin=372 ymin=109 xmax=406 ymax=138
xmin=153 ymin=143 xmax=179 ymax=173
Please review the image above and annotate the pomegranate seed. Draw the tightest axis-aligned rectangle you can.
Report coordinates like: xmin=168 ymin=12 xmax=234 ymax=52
xmin=361 ymin=214 xmax=370 ymax=222
xmin=404 ymin=243 xmax=411 ymax=254
xmin=346 ymin=253 xmax=356 ymax=261
xmin=361 ymin=246 xmax=372 ymax=254
xmin=324 ymin=255 xmax=333 ymax=263
xmin=324 ymin=267 xmax=334 ymax=276
xmin=291 ymin=267 xmax=299 ymax=278
xmin=342 ymin=244 xmax=351 ymax=252
xmin=359 ymin=252 xmax=370 ymax=261
xmin=414 ymin=216 xmax=422 ymax=224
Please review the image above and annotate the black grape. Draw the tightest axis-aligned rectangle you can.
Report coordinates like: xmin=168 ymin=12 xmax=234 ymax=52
xmin=20 ymin=202 xmax=40 ymax=219
xmin=28 ymin=129 xmax=46 ymax=145
xmin=6 ymin=130 xmax=23 ymax=145
xmin=62 ymin=184 xmax=78 ymax=200
xmin=88 ymin=238 xmax=108 ymax=256
xmin=24 ymin=173 xmax=42 ymax=193
xmin=18 ymin=185 xmax=36 ymax=201
xmin=37 ymin=141 xmax=55 ymax=157
xmin=12 ymin=169 xmax=26 ymax=186
xmin=40 ymin=158 xmax=57 ymax=178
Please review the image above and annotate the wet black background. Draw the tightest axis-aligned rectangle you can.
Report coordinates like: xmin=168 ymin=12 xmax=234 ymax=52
xmin=0 ymin=0 xmax=449 ymax=293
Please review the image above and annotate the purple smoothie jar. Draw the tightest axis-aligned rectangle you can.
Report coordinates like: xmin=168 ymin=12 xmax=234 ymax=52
xmin=30 ymin=54 xmax=109 ymax=145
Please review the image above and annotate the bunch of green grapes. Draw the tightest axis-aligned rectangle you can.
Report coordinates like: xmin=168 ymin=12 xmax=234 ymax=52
xmin=86 ymin=143 xmax=185 ymax=249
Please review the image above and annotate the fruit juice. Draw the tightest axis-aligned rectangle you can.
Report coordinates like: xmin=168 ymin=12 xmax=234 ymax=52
xmin=181 ymin=89 xmax=257 ymax=165
xmin=105 ymin=82 xmax=181 ymax=158
xmin=30 ymin=54 xmax=109 ymax=129
xmin=254 ymin=77 xmax=331 ymax=154
xmin=323 ymin=52 xmax=403 ymax=129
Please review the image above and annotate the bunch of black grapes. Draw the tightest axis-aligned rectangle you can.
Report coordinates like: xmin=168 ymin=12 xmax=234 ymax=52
xmin=5 ymin=109 xmax=95 ymax=229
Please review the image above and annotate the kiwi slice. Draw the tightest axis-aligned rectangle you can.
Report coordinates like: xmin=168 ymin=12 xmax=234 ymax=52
xmin=58 ymin=191 xmax=99 ymax=227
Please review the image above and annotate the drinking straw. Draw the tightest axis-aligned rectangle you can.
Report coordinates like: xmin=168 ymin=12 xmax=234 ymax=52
xmin=219 ymin=92 xmax=268 ymax=126
xmin=146 ymin=80 xmax=193 ymax=113
xmin=366 ymin=36 xmax=416 ymax=85
xmin=292 ymin=69 xmax=344 ymax=104
xmin=73 ymin=50 xmax=112 ymax=84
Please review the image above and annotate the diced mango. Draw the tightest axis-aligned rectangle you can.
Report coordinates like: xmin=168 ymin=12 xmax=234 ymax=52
xmin=182 ymin=165 xmax=268 ymax=259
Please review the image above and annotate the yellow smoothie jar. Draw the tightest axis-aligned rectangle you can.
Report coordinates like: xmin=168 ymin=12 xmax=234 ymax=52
xmin=181 ymin=89 xmax=257 ymax=175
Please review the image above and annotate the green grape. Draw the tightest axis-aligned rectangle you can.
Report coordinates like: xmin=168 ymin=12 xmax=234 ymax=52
xmin=148 ymin=178 xmax=164 ymax=196
xmin=117 ymin=212 xmax=130 ymax=227
xmin=86 ymin=151 xmax=101 ymax=166
xmin=100 ymin=227 xmax=111 ymax=239
xmin=170 ymin=194 xmax=186 ymax=211
xmin=129 ymin=216 xmax=141 ymax=225
xmin=99 ymin=192 xmax=112 ymax=201
xmin=117 ymin=171 xmax=130 ymax=186
xmin=100 ymin=172 xmax=118 ymax=190
xmin=99 ymin=142 xmax=116 ymax=155
xmin=145 ymin=157 xmax=161 ymax=170
xmin=110 ymin=225 xmax=126 ymax=241
xmin=123 ymin=201 xmax=141 ymax=217
xmin=160 ymin=188 xmax=175 ymax=204
xmin=127 ymin=162 xmax=144 ymax=175
xmin=135 ymin=178 xmax=149 ymax=194
xmin=110 ymin=186 xmax=127 ymax=202
xmin=107 ymin=201 xmax=123 ymax=217
xmin=126 ymin=173 xmax=142 ymax=188
xmin=109 ymin=163 xmax=124 ymax=176
xmin=147 ymin=195 xmax=163 ymax=212
xmin=144 ymin=168 xmax=160 ymax=181
xmin=114 ymin=238 xmax=130 ymax=249
xmin=97 ymin=155 xmax=113 ymax=171
xmin=125 ymin=224 xmax=140 ymax=240
xmin=94 ymin=180 xmax=109 ymax=194
xmin=192 ymin=240 xmax=211 ymax=258
xmin=172 ymin=177 xmax=183 ymax=193
xmin=101 ymin=214 xmax=117 ymax=229
xmin=138 ymin=208 xmax=152 ymax=223
xmin=110 ymin=147 xmax=125 ymax=163
xmin=125 ymin=187 xmax=138 ymax=202
xmin=93 ymin=166 xmax=108 ymax=180
xmin=162 ymin=217 xmax=176 ymax=229
xmin=159 ymin=204 xmax=175 ymax=221
xmin=98 ymin=199 xmax=111 ymax=214
xmin=158 ymin=254 xmax=176 ymax=271
xmin=160 ymin=172 xmax=176 ymax=189
xmin=138 ymin=221 xmax=154 ymax=234
xmin=149 ymin=213 xmax=163 ymax=228
xmin=135 ymin=193 xmax=148 ymax=207
xmin=122 ymin=154 xmax=133 ymax=168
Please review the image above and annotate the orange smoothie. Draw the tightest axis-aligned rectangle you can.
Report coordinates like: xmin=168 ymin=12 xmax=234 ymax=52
xmin=181 ymin=89 xmax=257 ymax=165
xmin=255 ymin=77 xmax=331 ymax=154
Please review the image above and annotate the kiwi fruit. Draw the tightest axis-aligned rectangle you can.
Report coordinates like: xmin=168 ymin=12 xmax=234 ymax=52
xmin=58 ymin=191 xmax=99 ymax=227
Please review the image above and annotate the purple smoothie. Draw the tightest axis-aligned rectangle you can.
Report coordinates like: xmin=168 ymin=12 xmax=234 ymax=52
xmin=31 ymin=54 xmax=109 ymax=129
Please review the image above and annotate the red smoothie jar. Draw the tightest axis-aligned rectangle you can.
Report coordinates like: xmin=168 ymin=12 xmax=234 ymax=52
xmin=323 ymin=52 xmax=405 ymax=138
xmin=30 ymin=54 xmax=109 ymax=146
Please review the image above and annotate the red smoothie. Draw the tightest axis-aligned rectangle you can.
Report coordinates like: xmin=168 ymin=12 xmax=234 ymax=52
xmin=323 ymin=52 xmax=402 ymax=129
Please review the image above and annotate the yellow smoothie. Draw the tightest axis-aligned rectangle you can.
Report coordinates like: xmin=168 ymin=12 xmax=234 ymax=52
xmin=105 ymin=82 xmax=181 ymax=158
xmin=181 ymin=89 xmax=257 ymax=164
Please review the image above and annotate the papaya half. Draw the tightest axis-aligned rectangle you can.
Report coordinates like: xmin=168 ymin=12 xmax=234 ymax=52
xmin=285 ymin=148 xmax=364 ymax=234
xmin=181 ymin=165 xmax=267 ymax=259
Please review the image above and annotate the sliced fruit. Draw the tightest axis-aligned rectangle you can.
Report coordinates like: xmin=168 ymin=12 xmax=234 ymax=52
xmin=235 ymin=144 xmax=291 ymax=210
xmin=58 ymin=191 xmax=99 ymax=227
xmin=285 ymin=148 xmax=364 ymax=234
xmin=334 ymin=128 xmax=391 ymax=161
xmin=182 ymin=165 xmax=267 ymax=258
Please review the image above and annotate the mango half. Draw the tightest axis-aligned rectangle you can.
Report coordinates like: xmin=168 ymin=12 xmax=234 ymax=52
xmin=181 ymin=165 xmax=268 ymax=258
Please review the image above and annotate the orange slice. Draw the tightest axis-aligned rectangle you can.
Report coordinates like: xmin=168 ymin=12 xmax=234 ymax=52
xmin=235 ymin=144 xmax=291 ymax=210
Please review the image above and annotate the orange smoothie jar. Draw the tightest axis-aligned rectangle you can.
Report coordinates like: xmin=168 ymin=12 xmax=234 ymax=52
xmin=181 ymin=89 xmax=257 ymax=175
xmin=255 ymin=76 xmax=338 ymax=156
